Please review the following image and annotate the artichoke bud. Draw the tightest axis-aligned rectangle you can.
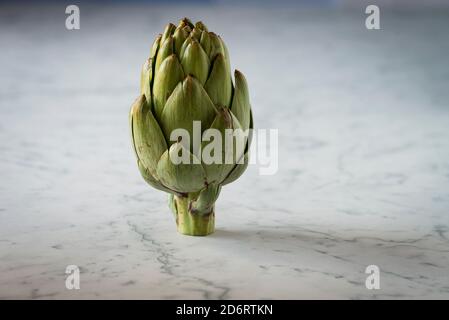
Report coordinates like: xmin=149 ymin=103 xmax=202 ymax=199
xmin=130 ymin=18 xmax=253 ymax=236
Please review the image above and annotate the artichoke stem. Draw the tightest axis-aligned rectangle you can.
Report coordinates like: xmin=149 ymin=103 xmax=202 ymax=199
xmin=174 ymin=195 xmax=215 ymax=236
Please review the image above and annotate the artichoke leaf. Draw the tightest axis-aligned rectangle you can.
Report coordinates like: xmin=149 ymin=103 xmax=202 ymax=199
xmin=219 ymin=36 xmax=231 ymax=75
xmin=155 ymin=36 xmax=174 ymax=77
xmin=181 ymin=39 xmax=210 ymax=85
xmin=221 ymin=107 xmax=253 ymax=185
xmin=160 ymin=76 xmax=217 ymax=147
xmin=191 ymin=27 xmax=202 ymax=41
xmin=173 ymin=27 xmax=189 ymax=55
xmin=205 ymin=53 xmax=232 ymax=107
xmin=130 ymin=95 xmax=168 ymax=178
xmin=129 ymin=99 xmax=138 ymax=158
xmin=156 ymin=142 xmax=208 ymax=193
xmin=179 ymin=17 xmax=194 ymax=29
xmin=208 ymin=32 xmax=225 ymax=61
xmin=138 ymin=159 xmax=175 ymax=194
xmin=202 ymin=107 xmax=246 ymax=184
xmin=161 ymin=23 xmax=176 ymax=45
xmin=140 ymin=58 xmax=153 ymax=105
xmin=246 ymin=107 xmax=254 ymax=153
xmin=199 ymin=31 xmax=212 ymax=57
xmin=221 ymin=152 xmax=249 ymax=186
xmin=153 ymin=54 xmax=184 ymax=120
xmin=195 ymin=21 xmax=208 ymax=32
xmin=179 ymin=36 xmax=193 ymax=61
xmin=150 ymin=35 xmax=161 ymax=60
xmin=231 ymin=70 xmax=251 ymax=131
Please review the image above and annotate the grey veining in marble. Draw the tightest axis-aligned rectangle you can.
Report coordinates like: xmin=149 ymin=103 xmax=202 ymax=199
xmin=0 ymin=3 xmax=449 ymax=299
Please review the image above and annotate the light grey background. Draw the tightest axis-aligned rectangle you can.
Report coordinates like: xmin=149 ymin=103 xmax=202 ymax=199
xmin=0 ymin=2 xmax=448 ymax=299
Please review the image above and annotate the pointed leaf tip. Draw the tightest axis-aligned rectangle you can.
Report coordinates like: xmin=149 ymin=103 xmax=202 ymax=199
xmin=150 ymin=35 xmax=161 ymax=60
xmin=179 ymin=17 xmax=194 ymax=28
xmin=190 ymin=27 xmax=202 ymax=41
xmin=195 ymin=21 xmax=208 ymax=32
xmin=161 ymin=23 xmax=176 ymax=44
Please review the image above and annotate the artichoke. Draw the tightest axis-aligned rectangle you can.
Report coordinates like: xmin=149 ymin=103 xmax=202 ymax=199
xmin=129 ymin=18 xmax=253 ymax=236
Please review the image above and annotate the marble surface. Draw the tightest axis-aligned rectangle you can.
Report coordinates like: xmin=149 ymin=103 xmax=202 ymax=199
xmin=1 ymin=3 xmax=449 ymax=299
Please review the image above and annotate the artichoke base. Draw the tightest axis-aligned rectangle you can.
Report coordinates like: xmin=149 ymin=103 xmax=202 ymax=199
xmin=174 ymin=196 xmax=215 ymax=236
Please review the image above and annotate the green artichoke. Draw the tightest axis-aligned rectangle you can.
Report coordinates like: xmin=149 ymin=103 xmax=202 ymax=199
xmin=129 ymin=18 xmax=253 ymax=236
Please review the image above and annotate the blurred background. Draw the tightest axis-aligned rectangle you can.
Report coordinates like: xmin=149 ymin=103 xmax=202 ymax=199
xmin=1 ymin=0 xmax=449 ymax=299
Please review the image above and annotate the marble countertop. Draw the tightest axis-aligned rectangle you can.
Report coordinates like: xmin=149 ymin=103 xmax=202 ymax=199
xmin=0 ymin=4 xmax=448 ymax=299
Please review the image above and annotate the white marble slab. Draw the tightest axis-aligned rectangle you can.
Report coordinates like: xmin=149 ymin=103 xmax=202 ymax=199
xmin=0 ymin=4 xmax=448 ymax=299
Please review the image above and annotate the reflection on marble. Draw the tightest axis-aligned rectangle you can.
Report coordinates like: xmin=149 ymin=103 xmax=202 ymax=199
xmin=0 ymin=4 xmax=448 ymax=299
